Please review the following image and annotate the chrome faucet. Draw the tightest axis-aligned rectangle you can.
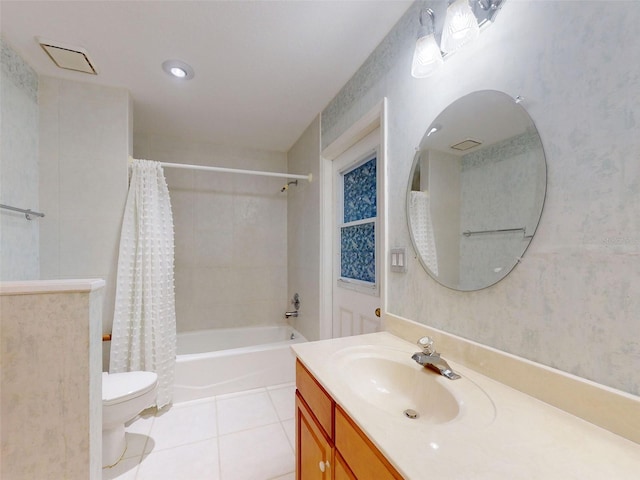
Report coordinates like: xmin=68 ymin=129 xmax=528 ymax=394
xmin=285 ymin=293 xmax=300 ymax=319
xmin=411 ymin=336 xmax=461 ymax=380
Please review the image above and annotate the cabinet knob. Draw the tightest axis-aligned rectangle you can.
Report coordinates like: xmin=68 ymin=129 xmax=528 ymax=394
xmin=318 ymin=460 xmax=330 ymax=472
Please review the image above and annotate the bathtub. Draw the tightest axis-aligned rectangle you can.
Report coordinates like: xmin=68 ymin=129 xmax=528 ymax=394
xmin=173 ymin=325 xmax=307 ymax=403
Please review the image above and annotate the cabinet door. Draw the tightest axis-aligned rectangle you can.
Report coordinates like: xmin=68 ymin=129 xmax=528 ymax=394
xmin=334 ymin=451 xmax=356 ymax=480
xmin=335 ymin=405 xmax=403 ymax=480
xmin=296 ymin=392 xmax=332 ymax=480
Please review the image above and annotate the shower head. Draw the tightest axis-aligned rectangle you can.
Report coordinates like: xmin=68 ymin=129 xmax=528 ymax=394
xmin=280 ymin=180 xmax=298 ymax=192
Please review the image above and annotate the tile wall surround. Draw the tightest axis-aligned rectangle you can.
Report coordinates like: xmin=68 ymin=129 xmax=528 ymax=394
xmin=0 ymin=39 xmax=40 ymax=280
xmin=38 ymin=75 xmax=131 ymax=371
xmin=286 ymin=116 xmax=321 ymax=341
xmin=0 ymin=279 xmax=104 ymax=480
xmin=134 ymin=133 xmax=289 ymax=334
xmin=318 ymin=0 xmax=640 ymax=396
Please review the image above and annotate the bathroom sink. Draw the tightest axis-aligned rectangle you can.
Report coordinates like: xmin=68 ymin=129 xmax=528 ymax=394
xmin=330 ymin=345 xmax=495 ymax=426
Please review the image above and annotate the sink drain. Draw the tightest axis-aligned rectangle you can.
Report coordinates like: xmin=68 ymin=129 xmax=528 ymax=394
xmin=403 ymin=409 xmax=419 ymax=419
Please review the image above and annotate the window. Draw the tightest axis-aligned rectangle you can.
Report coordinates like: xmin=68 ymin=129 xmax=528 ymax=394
xmin=338 ymin=155 xmax=377 ymax=289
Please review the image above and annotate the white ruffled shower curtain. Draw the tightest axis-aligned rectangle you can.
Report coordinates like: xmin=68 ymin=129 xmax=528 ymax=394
xmin=409 ymin=190 xmax=438 ymax=276
xmin=110 ymin=159 xmax=176 ymax=409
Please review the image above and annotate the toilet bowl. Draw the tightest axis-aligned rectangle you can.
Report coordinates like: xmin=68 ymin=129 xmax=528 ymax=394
xmin=102 ymin=371 xmax=158 ymax=468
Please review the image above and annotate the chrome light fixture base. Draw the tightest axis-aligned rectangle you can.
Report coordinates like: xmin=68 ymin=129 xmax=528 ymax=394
xmin=474 ymin=0 xmax=505 ymax=28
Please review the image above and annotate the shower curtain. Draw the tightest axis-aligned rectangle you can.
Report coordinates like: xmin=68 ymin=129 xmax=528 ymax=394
xmin=110 ymin=159 xmax=176 ymax=409
xmin=409 ymin=190 xmax=438 ymax=276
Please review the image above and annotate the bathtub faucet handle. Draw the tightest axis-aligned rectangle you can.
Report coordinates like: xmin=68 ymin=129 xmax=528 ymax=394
xmin=292 ymin=293 xmax=300 ymax=310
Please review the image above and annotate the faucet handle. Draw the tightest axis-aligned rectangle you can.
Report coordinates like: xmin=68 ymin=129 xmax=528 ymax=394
xmin=417 ymin=336 xmax=435 ymax=354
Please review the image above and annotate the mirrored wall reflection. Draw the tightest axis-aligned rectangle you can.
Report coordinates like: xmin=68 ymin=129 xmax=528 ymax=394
xmin=407 ymin=90 xmax=547 ymax=291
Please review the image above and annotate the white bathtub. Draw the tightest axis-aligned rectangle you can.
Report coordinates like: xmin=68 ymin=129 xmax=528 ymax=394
xmin=173 ymin=325 xmax=307 ymax=403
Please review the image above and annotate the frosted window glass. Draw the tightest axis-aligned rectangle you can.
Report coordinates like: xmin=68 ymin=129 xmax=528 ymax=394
xmin=343 ymin=158 xmax=377 ymax=223
xmin=341 ymin=223 xmax=375 ymax=282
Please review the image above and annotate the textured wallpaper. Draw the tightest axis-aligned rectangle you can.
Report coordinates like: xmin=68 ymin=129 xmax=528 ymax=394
xmin=321 ymin=1 xmax=640 ymax=396
xmin=38 ymin=76 xmax=130 ymax=362
xmin=0 ymin=39 xmax=40 ymax=280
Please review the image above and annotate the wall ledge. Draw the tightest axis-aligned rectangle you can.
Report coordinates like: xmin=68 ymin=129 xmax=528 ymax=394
xmin=0 ymin=278 xmax=105 ymax=295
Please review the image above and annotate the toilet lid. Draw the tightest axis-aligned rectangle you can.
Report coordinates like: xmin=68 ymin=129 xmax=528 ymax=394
xmin=103 ymin=371 xmax=158 ymax=406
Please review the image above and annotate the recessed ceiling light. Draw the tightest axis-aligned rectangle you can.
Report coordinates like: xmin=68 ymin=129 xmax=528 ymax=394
xmin=162 ymin=60 xmax=194 ymax=80
xmin=170 ymin=67 xmax=187 ymax=78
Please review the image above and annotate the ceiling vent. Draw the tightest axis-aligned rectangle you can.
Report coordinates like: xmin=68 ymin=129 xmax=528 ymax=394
xmin=450 ymin=138 xmax=482 ymax=151
xmin=37 ymin=37 xmax=97 ymax=75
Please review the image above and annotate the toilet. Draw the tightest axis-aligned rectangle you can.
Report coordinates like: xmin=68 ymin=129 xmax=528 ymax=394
xmin=102 ymin=371 xmax=158 ymax=468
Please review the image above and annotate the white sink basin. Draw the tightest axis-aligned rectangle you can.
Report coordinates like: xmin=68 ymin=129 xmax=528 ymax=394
xmin=331 ymin=345 xmax=495 ymax=426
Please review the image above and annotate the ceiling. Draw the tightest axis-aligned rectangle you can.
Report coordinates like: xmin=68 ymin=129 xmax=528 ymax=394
xmin=1 ymin=0 xmax=412 ymax=153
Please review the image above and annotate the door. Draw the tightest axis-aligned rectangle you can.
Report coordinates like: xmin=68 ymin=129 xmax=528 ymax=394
xmin=332 ymin=129 xmax=382 ymax=338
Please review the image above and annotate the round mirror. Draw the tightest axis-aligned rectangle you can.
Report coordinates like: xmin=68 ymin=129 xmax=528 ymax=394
xmin=407 ymin=90 xmax=546 ymax=291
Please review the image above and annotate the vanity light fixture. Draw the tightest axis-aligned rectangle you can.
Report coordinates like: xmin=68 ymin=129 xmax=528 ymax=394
xmin=162 ymin=60 xmax=195 ymax=80
xmin=410 ymin=0 xmax=505 ymax=78
xmin=474 ymin=0 xmax=506 ymax=28
xmin=411 ymin=8 xmax=443 ymax=78
xmin=441 ymin=0 xmax=480 ymax=54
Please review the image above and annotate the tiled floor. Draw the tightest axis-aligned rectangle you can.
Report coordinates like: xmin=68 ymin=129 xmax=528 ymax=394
xmin=103 ymin=383 xmax=296 ymax=480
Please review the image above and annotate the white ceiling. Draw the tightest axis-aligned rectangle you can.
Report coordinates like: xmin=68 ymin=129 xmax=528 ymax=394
xmin=1 ymin=0 xmax=412 ymax=152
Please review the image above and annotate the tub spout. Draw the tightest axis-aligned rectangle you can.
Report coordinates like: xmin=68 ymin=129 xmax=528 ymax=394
xmin=285 ymin=311 xmax=298 ymax=318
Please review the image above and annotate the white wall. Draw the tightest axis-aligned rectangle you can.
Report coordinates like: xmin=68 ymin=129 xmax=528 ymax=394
xmin=428 ymin=150 xmax=460 ymax=286
xmin=320 ymin=0 xmax=640 ymax=396
xmin=39 ymin=76 xmax=131 ymax=357
xmin=286 ymin=116 xmax=321 ymax=341
xmin=0 ymin=40 xmax=39 ymax=280
xmin=134 ymin=133 xmax=289 ymax=332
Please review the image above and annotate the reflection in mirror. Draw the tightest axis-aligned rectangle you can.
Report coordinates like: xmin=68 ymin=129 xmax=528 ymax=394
xmin=407 ymin=90 xmax=547 ymax=291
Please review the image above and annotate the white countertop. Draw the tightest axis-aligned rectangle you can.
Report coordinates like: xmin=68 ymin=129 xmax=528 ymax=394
xmin=292 ymin=332 xmax=640 ymax=480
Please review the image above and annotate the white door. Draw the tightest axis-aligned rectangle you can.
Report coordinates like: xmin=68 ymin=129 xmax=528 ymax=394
xmin=332 ymin=129 xmax=382 ymax=338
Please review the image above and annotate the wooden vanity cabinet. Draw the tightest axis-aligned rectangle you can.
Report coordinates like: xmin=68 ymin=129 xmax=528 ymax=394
xmin=334 ymin=451 xmax=356 ymax=480
xmin=295 ymin=360 xmax=403 ymax=480
xmin=296 ymin=394 xmax=333 ymax=479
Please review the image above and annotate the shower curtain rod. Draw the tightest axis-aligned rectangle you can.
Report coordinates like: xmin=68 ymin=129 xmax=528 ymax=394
xmin=129 ymin=157 xmax=312 ymax=182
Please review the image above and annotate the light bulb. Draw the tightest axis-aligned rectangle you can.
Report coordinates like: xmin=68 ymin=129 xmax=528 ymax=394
xmin=441 ymin=0 xmax=480 ymax=54
xmin=411 ymin=33 xmax=443 ymax=78
xmin=170 ymin=67 xmax=187 ymax=78
xmin=162 ymin=60 xmax=195 ymax=80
